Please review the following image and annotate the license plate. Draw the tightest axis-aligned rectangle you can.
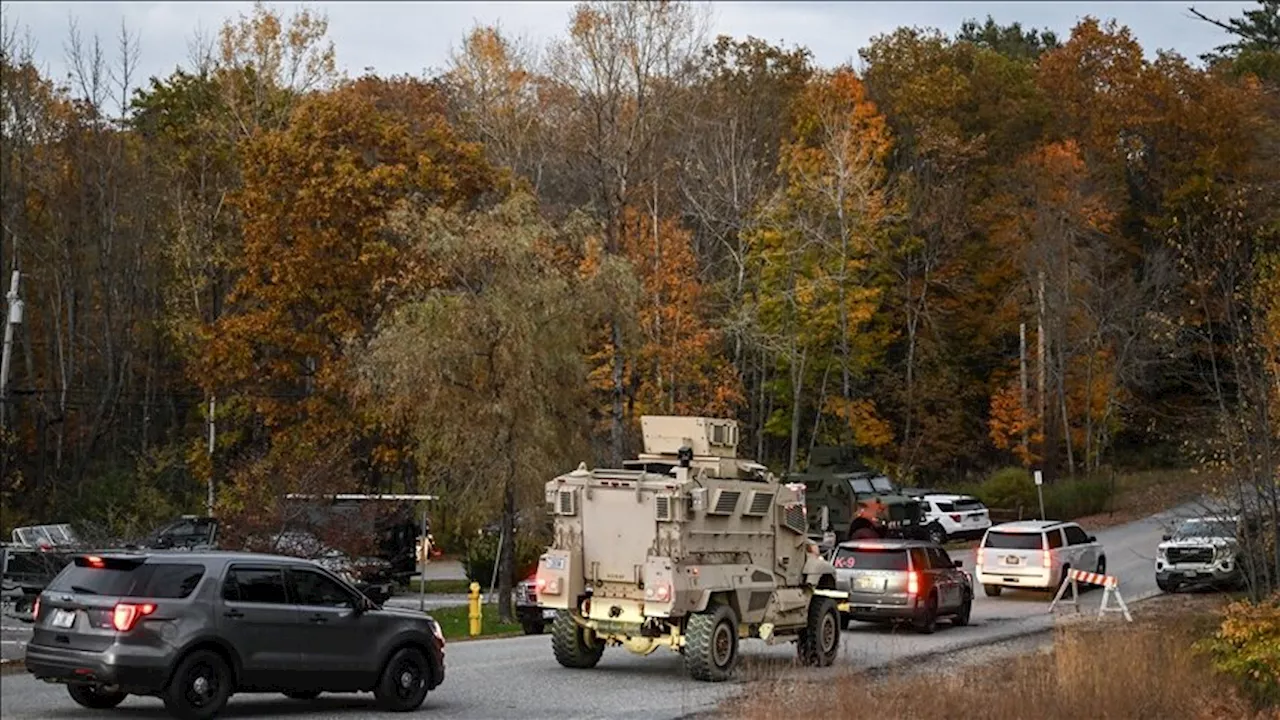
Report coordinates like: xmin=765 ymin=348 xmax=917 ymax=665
xmin=543 ymin=556 xmax=566 ymax=571
xmin=50 ymin=609 xmax=75 ymax=629
xmin=854 ymin=576 xmax=882 ymax=591
xmin=1005 ymin=556 xmax=1021 ymax=565
xmin=542 ymin=609 xmax=557 ymax=620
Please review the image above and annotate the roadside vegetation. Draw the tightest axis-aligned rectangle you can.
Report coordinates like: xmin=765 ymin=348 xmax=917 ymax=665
xmin=728 ymin=594 xmax=1279 ymax=719
xmin=1 ymin=0 xmax=1276 ymax=622
xmin=428 ymin=604 xmax=523 ymax=640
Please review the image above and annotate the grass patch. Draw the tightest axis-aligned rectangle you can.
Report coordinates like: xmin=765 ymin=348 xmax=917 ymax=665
xmin=428 ymin=603 xmax=523 ymax=640
xmin=725 ymin=594 xmax=1271 ymax=720
xmin=405 ymin=578 xmax=475 ymax=595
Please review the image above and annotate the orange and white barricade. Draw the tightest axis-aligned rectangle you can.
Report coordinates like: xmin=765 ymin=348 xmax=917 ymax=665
xmin=1048 ymin=568 xmax=1133 ymax=622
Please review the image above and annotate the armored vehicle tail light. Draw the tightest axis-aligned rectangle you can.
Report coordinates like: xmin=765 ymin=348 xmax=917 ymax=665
xmin=907 ymin=572 xmax=919 ymax=596
xmin=537 ymin=577 xmax=562 ymax=595
xmin=645 ymin=583 xmax=671 ymax=602
xmin=112 ymin=602 xmax=155 ymax=632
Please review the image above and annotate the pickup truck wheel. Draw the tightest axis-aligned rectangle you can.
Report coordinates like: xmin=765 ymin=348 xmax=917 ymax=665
xmin=1156 ymin=576 xmax=1178 ymax=593
xmin=684 ymin=604 xmax=739 ymax=682
xmin=67 ymin=685 xmax=128 ymax=709
xmin=797 ymin=596 xmax=840 ymax=667
xmin=162 ymin=649 xmax=232 ymax=720
xmin=551 ymin=611 xmax=604 ymax=669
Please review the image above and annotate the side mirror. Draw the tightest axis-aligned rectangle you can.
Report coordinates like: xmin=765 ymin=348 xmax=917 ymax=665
xmin=1088 ymin=535 xmax=1097 ymax=543
xmin=953 ymin=560 xmax=963 ymax=568
xmin=1161 ymin=534 xmax=1170 ymax=542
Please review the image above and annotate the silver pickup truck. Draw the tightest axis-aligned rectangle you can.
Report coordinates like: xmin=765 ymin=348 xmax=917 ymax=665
xmin=1155 ymin=515 xmax=1247 ymax=592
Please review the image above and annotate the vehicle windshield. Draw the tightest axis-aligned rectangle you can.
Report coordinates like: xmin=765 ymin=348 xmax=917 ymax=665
xmin=870 ymin=477 xmax=896 ymax=493
xmin=15 ymin=527 xmax=53 ymax=546
xmin=983 ymin=531 xmax=1044 ymax=550
xmin=832 ymin=547 xmax=909 ymax=571
xmin=847 ymin=476 xmax=898 ymax=494
xmin=47 ymin=524 xmax=79 ymax=544
xmin=1174 ymin=519 xmax=1237 ymax=540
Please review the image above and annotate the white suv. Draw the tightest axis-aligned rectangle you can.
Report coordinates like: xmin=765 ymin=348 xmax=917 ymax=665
xmin=975 ymin=520 xmax=1106 ymax=597
xmin=920 ymin=494 xmax=991 ymax=544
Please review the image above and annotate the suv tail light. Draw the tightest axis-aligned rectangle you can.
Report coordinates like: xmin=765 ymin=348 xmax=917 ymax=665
xmin=1042 ymin=550 xmax=1052 ymax=568
xmin=32 ymin=596 xmax=40 ymax=620
xmin=949 ymin=514 xmax=962 ymax=523
xmin=907 ymin=572 xmax=919 ymax=596
xmin=112 ymin=603 xmax=156 ymax=632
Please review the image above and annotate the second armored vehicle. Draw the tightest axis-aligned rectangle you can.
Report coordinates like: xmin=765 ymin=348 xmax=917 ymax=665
xmin=535 ymin=416 xmax=843 ymax=682
xmin=790 ymin=447 xmax=928 ymax=542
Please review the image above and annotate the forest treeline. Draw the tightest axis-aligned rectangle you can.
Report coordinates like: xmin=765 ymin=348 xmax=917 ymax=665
xmin=1 ymin=1 xmax=1277 ymax=557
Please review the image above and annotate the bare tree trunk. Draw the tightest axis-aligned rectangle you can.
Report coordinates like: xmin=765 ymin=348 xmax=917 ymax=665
xmin=788 ymin=347 xmax=807 ymax=473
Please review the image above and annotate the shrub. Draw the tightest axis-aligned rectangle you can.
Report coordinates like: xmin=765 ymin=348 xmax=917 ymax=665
xmin=463 ymin=530 xmax=545 ymax=587
xmin=1198 ymin=592 xmax=1280 ymax=707
xmin=969 ymin=467 xmax=1115 ymax=521
xmin=974 ymin=467 xmax=1038 ymax=512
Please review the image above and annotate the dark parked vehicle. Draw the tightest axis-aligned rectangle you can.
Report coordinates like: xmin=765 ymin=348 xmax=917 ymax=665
xmin=25 ymin=551 xmax=446 ymax=719
xmin=831 ymin=538 xmax=973 ymax=633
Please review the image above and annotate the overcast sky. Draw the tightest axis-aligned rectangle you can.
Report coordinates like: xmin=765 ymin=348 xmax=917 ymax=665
xmin=1 ymin=1 xmax=1252 ymax=91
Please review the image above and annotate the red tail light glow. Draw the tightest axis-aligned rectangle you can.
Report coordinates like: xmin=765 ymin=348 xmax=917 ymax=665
xmin=1042 ymin=550 xmax=1052 ymax=568
xmin=949 ymin=514 xmax=961 ymax=523
xmin=32 ymin=596 xmax=40 ymax=620
xmin=907 ymin=572 xmax=919 ymax=596
xmin=85 ymin=556 xmax=104 ymax=568
xmin=111 ymin=603 xmax=156 ymax=632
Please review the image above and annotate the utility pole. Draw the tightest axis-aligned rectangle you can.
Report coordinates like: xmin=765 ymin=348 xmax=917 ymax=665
xmin=1019 ymin=322 xmax=1029 ymax=456
xmin=1 ymin=270 xmax=23 ymax=433
xmin=206 ymin=395 xmax=216 ymax=516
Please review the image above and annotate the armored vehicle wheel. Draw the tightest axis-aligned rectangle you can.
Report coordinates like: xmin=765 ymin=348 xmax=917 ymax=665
xmin=797 ymin=595 xmax=839 ymax=667
xmin=684 ymin=604 xmax=739 ymax=682
xmin=551 ymin=611 xmax=604 ymax=669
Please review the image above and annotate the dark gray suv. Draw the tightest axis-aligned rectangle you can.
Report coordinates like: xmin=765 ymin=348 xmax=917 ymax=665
xmin=24 ymin=551 xmax=446 ymax=719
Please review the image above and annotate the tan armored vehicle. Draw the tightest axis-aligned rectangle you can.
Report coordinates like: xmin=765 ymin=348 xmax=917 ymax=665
xmin=535 ymin=416 xmax=843 ymax=681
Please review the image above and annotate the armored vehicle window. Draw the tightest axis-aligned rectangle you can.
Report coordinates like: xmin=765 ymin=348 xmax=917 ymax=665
xmin=984 ymin=531 xmax=1044 ymax=550
xmin=850 ymin=479 xmax=875 ymax=494
xmin=222 ymin=567 xmax=287 ymax=605
xmin=870 ymin=477 xmax=895 ymax=493
xmin=832 ymin=547 xmax=909 ymax=571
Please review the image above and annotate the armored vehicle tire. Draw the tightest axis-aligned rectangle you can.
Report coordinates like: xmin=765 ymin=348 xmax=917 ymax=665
xmin=914 ymin=592 xmax=938 ymax=634
xmin=982 ymin=583 xmax=1002 ymax=597
xmin=684 ymin=604 xmax=739 ymax=682
xmin=68 ymin=685 xmax=128 ymax=709
xmin=797 ymin=596 xmax=840 ymax=667
xmin=551 ymin=611 xmax=605 ymax=669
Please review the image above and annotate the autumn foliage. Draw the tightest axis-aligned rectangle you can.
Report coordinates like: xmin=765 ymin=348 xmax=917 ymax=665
xmin=1 ymin=1 xmax=1278 ymax=605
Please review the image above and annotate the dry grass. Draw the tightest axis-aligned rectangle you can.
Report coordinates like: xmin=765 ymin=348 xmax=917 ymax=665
xmin=727 ymin=594 xmax=1276 ymax=720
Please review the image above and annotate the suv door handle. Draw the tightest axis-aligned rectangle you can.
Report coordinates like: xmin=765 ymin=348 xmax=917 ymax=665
xmin=223 ymin=610 xmax=244 ymax=619
xmin=308 ymin=613 xmax=328 ymax=624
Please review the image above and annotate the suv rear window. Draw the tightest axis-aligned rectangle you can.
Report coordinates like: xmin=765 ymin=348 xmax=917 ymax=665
xmin=48 ymin=557 xmax=205 ymax=599
xmin=953 ymin=498 xmax=985 ymax=511
xmin=982 ymin=531 xmax=1044 ymax=550
xmin=833 ymin=547 xmax=909 ymax=571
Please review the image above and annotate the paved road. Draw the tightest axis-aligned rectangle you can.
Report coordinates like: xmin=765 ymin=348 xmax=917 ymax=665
xmin=0 ymin=503 xmax=1197 ymax=719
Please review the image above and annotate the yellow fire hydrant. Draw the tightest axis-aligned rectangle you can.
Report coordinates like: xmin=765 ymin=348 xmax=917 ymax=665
xmin=468 ymin=582 xmax=481 ymax=637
